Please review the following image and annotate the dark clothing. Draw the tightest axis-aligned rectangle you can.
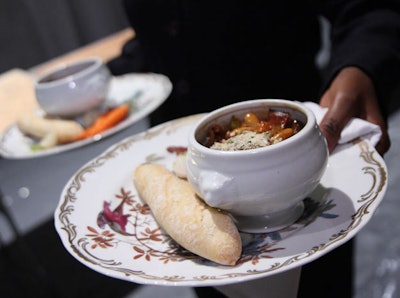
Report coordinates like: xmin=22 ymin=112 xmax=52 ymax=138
xmin=107 ymin=1 xmax=400 ymax=297
xmin=109 ymin=0 xmax=400 ymax=125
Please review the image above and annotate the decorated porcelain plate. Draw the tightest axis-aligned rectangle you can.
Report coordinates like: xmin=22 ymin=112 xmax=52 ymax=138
xmin=54 ymin=114 xmax=387 ymax=287
xmin=0 ymin=73 xmax=172 ymax=159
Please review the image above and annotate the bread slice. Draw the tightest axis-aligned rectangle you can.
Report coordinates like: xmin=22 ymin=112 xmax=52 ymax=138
xmin=133 ymin=164 xmax=242 ymax=266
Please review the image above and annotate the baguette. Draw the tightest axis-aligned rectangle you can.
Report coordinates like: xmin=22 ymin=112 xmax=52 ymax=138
xmin=17 ymin=112 xmax=84 ymax=147
xmin=133 ymin=163 xmax=242 ymax=266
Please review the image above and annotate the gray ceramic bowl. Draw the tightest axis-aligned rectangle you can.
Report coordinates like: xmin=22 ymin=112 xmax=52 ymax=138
xmin=35 ymin=57 xmax=111 ymax=117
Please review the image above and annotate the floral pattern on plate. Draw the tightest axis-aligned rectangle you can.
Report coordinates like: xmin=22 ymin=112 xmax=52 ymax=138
xmin=84 ymin=185 xmax=337 ymax=267
xmin=55 ymin=114 xmax=387 ymax=286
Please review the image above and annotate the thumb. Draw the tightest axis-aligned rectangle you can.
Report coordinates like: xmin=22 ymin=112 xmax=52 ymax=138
xmin=319 ymin=93 xmax=355 ymax=153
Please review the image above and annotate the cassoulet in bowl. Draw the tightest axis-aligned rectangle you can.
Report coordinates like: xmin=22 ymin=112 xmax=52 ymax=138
xmin=186 ymin=99 xmax=328 ymax=233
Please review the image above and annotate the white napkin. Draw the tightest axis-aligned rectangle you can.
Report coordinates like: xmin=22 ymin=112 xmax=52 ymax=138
xmin=303 ymin=102 xmax=382 ymax=147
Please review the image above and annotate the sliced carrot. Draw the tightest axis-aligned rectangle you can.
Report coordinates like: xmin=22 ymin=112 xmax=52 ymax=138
xmin=74 ymin=104 xmax=130 ymax=141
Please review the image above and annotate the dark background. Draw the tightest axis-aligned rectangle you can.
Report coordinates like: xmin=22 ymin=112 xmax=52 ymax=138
xmin=0 ymin=0 xmax=128 ymax=73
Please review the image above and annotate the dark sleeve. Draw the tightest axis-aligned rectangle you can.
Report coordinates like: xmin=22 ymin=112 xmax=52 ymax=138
xmin=320 ymin=0 xmax=400 ymax=110
xmin=108 ymin=0 xmax=182 ymax=76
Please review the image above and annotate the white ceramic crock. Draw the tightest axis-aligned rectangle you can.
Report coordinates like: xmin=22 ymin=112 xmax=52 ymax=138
xmin=186 ymin=99 xmax=328 ymax=233
xmin=35 ymin=57 xmax=111 ymax=117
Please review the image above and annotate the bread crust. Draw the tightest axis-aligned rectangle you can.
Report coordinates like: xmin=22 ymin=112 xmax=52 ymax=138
xmin=133 ymin=163 xmax=242 ymax=266
xmin=17 ymin=112 xmax=83 ymax=144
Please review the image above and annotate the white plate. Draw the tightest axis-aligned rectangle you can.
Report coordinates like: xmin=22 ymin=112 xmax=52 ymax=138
xmin=0 ymin=73 xmax=172 ymax=159
xmin=54 ymin=114 xmax=387 ymax=287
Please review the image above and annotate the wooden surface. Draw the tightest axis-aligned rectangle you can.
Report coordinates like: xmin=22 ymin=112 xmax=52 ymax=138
xmin=30 ymin=28 xmax=134 ymax=76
